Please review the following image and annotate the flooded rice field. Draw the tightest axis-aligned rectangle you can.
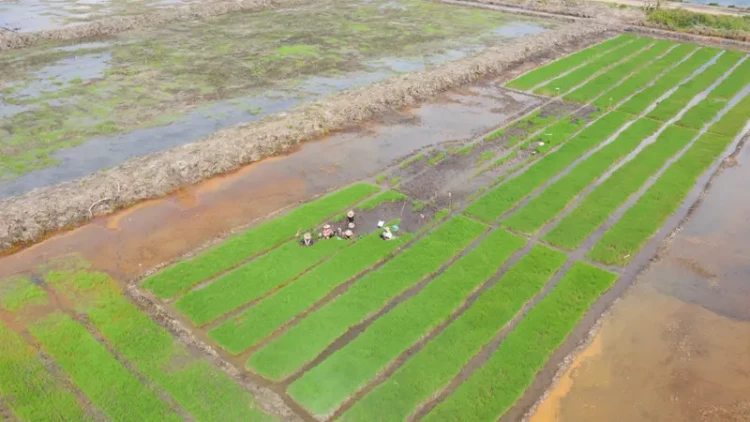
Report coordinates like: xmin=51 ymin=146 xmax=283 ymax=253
xmin=528 ymin=137 xmax=750 ymax=422
xmin=0 ymin=0 xmax=554 ymax=195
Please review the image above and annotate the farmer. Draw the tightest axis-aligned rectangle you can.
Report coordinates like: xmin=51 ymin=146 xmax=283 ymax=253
xmin=342 ymin=229 xmax=355 ymax=240
xmin=381 ymin=226 xmax=393 ymax=240
xmin=321 ymin=224 xmax=335 ymax=239
xmin=346 ymin=210 xmax=355 ymax=224
xmin=300 ymin=232 xmax=314 ymax=246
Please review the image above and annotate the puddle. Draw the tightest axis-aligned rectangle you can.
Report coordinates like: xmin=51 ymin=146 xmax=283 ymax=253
xmin=8 ymin=52 xmax=110 ymax=101
xmin=0 ymin=81 xmax=539 ymax=282
xmin=526 ymin=137 xmax=750 ymax=422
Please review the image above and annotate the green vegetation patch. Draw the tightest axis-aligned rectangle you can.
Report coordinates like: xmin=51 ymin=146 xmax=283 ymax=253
xmin=289 ymin=229 xmax=525 ymax=416
xmin=429 ymin=152 xmax=447 ymax=166
xmin=647 ymin=8 xmax=750 ymax=35
xmin=504 ymin=117 xmax=662 ymax=234
xmin=535 ymin=37 xmax=652 ymax=97
xmin=142 ymin=183 xmax=377 ymax=299
xmin=340 ymin=245 xmax=566 ymax=422
xmin=590 ymin=130 xmax=731 ymax=265
xmin=248 ymin=216 xmax=487 ymax=380
xmin=564 ymin=40 xmax=673 ymax=104
xmin=29 ymin=313 xmax=181 ymax=422
xmin=483 ymin=109 xmax=561 ymax=147
xmin=677 ymin=57 xmax=750 ymax=130
xmin=647 ymin=50 xmax=744 ymax=122
xmin=175 ymin=237 xmax=349 ymax=325
xmin=0 ymin=276 xmax=48 ymax=313
xmin=505 ymin=35 xmax=633 ymax=91
xmin=425 ymin=262 xmax=617 ymax=421
xmin=465 ymin=111 xmax=630 ymax=222
xmin=210 ymin=230 xmax=413 ymax=354
xmin=545 ymin=124 xmax=696 ymax=250
xmin=711 ymin=94 xmax=750 ymax=138
xmin=0 ymin=320 xmax=91 ymax=422
xmin=46 ymin=269 xmax=276 ymax=421
xmin=400 ymin=153 xmax=425 ymax=169
xmin=618 ymin=48 xmax=719 ymax=115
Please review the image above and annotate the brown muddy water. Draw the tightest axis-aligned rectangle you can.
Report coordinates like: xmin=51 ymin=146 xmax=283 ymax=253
xmin=0 ymin=80 xmax=541 ymax=283
xmin=527 ymin=138 xmax=750 ymax=422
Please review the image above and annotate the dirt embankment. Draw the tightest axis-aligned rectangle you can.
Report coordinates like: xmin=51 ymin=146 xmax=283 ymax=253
xmin=0 ymin=23 xmax=609 ymax=253
xmin=0 ymin=0 xmax=305 ymax=51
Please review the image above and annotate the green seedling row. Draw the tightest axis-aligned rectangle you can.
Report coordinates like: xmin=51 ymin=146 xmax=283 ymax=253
xmin=564 ymin=40 xmax=674 ymax=104
xmin=677 ymin=56 xmax=750 ymax=130
xmin=30 ymin=313 xmax=181 ymax=422
xmin=400 ymin=153 xmax=425 ymax=169
xmin=425 ymin=262 xmax=617 ymax=422
xmin=544 ymin=124 xmax=697 ymax=250
xmin=248 ymin=216 xmax=487 ymax=381
xmin=647 ymin=50 xmax=744 ymax=121
xmin=590 ymin=130 xmax=732 ymax=265
xmin=47 ymin=269 xmax=275 ymax=422
xmin=0 ymin=322 xmax=91 ymax=422
xmin=465 ymin=111 xmax=630 ymax=223
xmin=504 ymin=118 xmax=663 ymax=234
xmin=142 ymin=183 xmax=379 ymax=299
xmin=0 ymin=276 xmax=48 ymax=313
xmin=429 ymin=152 xmax=447 ymax=166
xmin=505 ymin=34 xmax=634 ymax=91
xmin=535 ymin=37 xmax=653 ymax=97
xmin=618 ymin=48 xmax=719 ymax=115
xmin=711 ymin=94 xmax=750 ymax=138
xmin=289 ymin=229 xmax=525 ymax=416
xmin=209 ymin=230 xmax=413 ymax=354
xmin=175 ymin=236 xmax=349 ymax=326
xmin=591 ymin=44 xmax=698 ymax=111
xmin=519 ymin=107 xmax=593 ymax=155
xmin=483 ymin=109 xmax=559 ymax=145
xmin=340 ymin=245 xmax=566 ymax=422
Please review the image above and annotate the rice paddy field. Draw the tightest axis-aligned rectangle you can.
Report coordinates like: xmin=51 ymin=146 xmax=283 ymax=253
xmin=1 ymin=28 xmax=748 ymax=421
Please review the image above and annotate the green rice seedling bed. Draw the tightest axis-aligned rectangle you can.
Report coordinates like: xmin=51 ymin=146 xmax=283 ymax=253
xmin=590 ymin=131 xmax=731 ymax=265
xmin=288 ymin=229 xmax=525 ymax=416
xmin=209 ymin=230 xmax=414 ymax=354
xmin=647 ymin=50 xmax=744 ymax=122
xmin=544 ymin=124 xmax=696 ymax=250
xmin=564 ymin=40 xmax=673 ymax=104
xmin=142 ymin=183 xmax=379 ymax=299
xmin=591 ymin=44 xmax=697 ymax=112
xmin=483 ymin=110 xmax=559 ymax=145
xmin=400 ymin=154 xmax=425 ymax=169
xmin=505 ymin=35 xmax=634 ymax=91
xmin=677 ymin=57 xmax=750 ymax=130
xmin=424 ymin=262 xmax=617 ymax=422
xmin=47 ymin=269 xmax=275 ymax=422
xmin=331 ymin=190 xmax=407 ymax=222
xmin=504 ymin=118 xmax=663 ymax=234
xmin=0 ymin=277 xmax=48 ymax=313
xmin=518 ymin=107 xmax=594 ymax=155
xmin=534 ymin=37 xmax=652 ymax=97
xmin=175 ymin=236 xmax=349 ymax=326
xmin=247 ymin=216 xmax=487 ymax=381
xmin=339 ymin=245 xmax=566 ymax=422
xmin=711 ymin=94 xmax=750 ymax=138
xmin=30 ymin=313 xmax=180 ymax=422
xmin=0 ymin=322 xmax=91 ymax=422
xmin=618 ymin=48 xmax=719 ymax=115
xmin=465 ymin=111 xmax=630 ymax=223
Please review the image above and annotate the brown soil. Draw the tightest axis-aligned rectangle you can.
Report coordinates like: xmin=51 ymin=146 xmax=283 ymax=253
xmin=0 ymin=23 xmax=609 ymax=253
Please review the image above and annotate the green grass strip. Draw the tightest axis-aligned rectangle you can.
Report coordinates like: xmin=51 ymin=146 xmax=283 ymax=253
xmin=505 ymin=35 xmax=634 ymax=91
xmin=30 ymin=313 xmax=180 ymax=422
xmin=564 ymin=40 xmax=673 ymax=104
xmin=248 ymin=216 xmax=487 ymax=381
xmin=677 ymin=57 xmax=750 ymax=130
xmin=47 ymin=269 xmax=276 ymax=422
xmin=0 ymin=322 xmax=92 ymax=422
xmin=591 ymin=43 xmax=698 ymax=112
xmin=142 ymin=183 xmax=379 ymax=299
xmin=504 ymin=118 xmax=663 ymax=234
xmin=0 ymin=276 xmax=47 ymax=313
xmin=711 ymin=94 xmax=750 ymax=138
xmin=647 ymin=50 xmax=744 ymax=122
xmin=544 ymin=124 xmax=696 ymax=250
xmin=590 ymin=130 xmax=732 ymax=265
xmin=209 ymin=230 xmax=414 ymax=354
xmin=465 ymin=111 xmax=630 ymax=222
xmin=340 ymin=245 xmax=566 ymax=422
xmin=175 ymin=237 xmax=349 ymax=326
xmin=425 ymin=262 xmax=617 ymax=422
xmin=618 ymin=48 xmax=719 ymax=115
xmin=289 ymin=229 xmax=525 ymax=416
xmin=535 ymin=37 xmax=653 ymax=97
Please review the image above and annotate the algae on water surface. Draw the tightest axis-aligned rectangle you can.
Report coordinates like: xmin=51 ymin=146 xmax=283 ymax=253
xmin=0 ymin=0 xmax=552 ymax=182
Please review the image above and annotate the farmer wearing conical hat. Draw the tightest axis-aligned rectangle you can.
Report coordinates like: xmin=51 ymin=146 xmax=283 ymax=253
xmin=322 ymin=224 xmax=335 ymax=239
xmin=300 ymin=232 xmax=314 ymax=246
xmin=346 ymin=210 xmax=355 ymax=224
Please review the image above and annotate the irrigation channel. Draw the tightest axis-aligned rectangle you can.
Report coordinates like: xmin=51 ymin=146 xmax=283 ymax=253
xmin=0 ymin=32 xmax=749 ymax=422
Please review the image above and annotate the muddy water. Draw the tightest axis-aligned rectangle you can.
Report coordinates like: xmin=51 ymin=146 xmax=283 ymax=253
xmin=0 ymin=82 xmax=539 ymax=282
xmin=528 ymin=141 xmax=750 ymax=422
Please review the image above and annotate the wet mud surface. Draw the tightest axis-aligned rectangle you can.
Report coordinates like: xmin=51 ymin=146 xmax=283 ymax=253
xmin=527 ymin=138 xmax=750 ymax=422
